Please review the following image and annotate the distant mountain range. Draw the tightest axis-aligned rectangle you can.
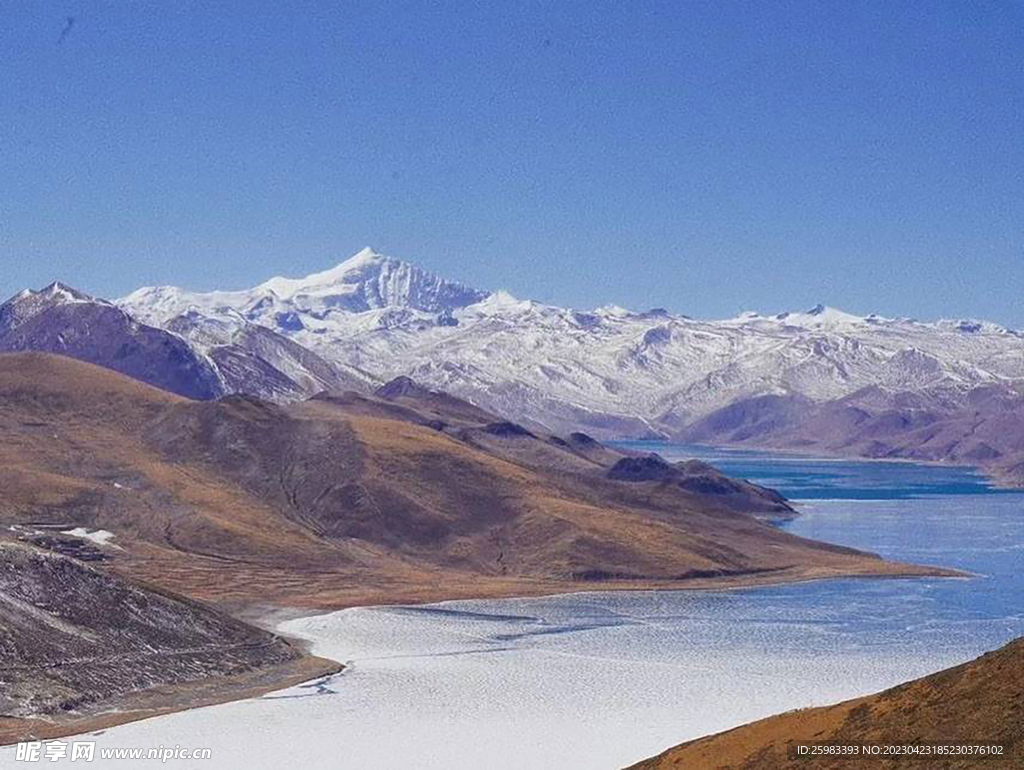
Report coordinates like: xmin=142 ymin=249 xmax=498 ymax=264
xmin=6 ymin=247 xmax=1024 ymax=483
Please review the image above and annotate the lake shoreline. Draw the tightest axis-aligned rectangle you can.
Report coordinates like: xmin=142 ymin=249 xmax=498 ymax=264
xmin=6 ymin=446 xmax=1020 ymax=768
xmin=624 ymin=438 xmax=1024 ymax=490
xmin=0 ymin=557 xmax=964 ymax=749
xmin=0 ymin=444 xmax=986 ymax=753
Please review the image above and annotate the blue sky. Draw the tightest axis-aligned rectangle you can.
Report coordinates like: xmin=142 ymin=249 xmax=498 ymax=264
xmin=2 ymin=1 xmax=1022 ymax=323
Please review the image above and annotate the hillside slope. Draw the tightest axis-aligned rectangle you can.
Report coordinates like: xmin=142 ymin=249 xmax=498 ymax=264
xmin=630 ymin=638 xmax=1023 ymax=769
xmin=0 ymin=541 xmax=334 ymax=745
xmin=0 ymin=353 xmax=948 ymax=612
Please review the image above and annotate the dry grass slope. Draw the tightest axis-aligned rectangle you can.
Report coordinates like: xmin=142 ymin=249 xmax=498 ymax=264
xmin=630 ymin=638 xmax=1024 ymax=770
xmin=0 ymin=353 xmax=955 ymax=612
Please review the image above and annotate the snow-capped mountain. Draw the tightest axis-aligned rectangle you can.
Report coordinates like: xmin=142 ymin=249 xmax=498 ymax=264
xmin=0 ymin=282 xmax=370 ymax=404
xmin=119 ymin=248 xmax=1024 ymax=442
xmin=123 ymin=247 xmax=489 ymax=331
xmin=0 ymin=282 xmax=224 ymax=400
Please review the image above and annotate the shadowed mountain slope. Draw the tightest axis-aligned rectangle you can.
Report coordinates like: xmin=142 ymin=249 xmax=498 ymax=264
xmin=630 ymin=637 xmax=1024 ymax=770
xmin=0 ymin=283 xmax=375 ymax=407
xmin=0 ymin=541 xmax=334 ymax=745
xmin=0 ymin=283 xmax=223 ymax=400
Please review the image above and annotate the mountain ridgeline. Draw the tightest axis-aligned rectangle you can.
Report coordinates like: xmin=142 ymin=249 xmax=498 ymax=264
xmin=7 ymin=248 xmax=1019 ymax=483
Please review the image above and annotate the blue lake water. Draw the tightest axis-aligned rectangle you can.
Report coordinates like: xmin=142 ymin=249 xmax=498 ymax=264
xmin=616 ymin=440 xmax=1014 ymax=499
xmin=617 ymin=442 xmax=1024 ymax=653
xmin=15 ymin=446 xmax=1023 ymax=769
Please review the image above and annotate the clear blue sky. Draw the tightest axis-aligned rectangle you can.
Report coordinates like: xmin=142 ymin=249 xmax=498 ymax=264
xmin=2 ymin=1 xmax=1022 ymax=323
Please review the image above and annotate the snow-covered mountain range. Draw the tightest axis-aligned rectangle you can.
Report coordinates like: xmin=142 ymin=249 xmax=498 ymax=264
xmin=117 ymin=247 xmax=1024 ymax=446
xmin=6 ymin=246 xmax=1024 ymax=481
xmin=0 ymin=280 xmax=370 ymax=402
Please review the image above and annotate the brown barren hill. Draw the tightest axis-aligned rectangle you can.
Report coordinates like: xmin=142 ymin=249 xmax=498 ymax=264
xmin=629 ymin=637 xmax=1024 ymax=770
xmin=0 ymin=353 xmax=957 ymax=612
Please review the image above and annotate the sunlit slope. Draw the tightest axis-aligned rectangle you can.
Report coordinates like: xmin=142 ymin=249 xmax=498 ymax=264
xmin=0 ymin=353 xmax=953 ymax=610
xmin=630 ymin=638 xmax=1024 ymax=770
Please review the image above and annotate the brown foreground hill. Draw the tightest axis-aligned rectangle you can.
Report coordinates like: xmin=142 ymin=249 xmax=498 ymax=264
xmin=0 ymin=353 xmax=949 ymax=610
xmin=630 ymin=637 xmax=1024 ymax=770
xmin=0 ymin=352 xmax=958 ymax=741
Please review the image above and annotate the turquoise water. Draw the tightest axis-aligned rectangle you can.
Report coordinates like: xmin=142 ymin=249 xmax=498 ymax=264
xmin=615 ymin=441 xmax=1012 ymax=499
xmin=612 ymin=442 xmax=1024 ymax=653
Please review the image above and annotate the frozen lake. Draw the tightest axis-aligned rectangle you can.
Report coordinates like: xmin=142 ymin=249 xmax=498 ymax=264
xmin=8 ymin=447 xmax=1024 ymax=768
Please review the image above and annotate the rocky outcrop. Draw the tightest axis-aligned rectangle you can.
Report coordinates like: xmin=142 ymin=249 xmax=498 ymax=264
xmin=607 ymin=455 xmax=794 ymax=517
xmin=0 ymin=541 xmax=300 ymax=719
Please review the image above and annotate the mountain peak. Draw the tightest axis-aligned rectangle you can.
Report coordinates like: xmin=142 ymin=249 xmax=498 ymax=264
xmin=375 ymin=375 xmax=434 ymax=400
xmin=43 ymin=281 xmax=96 ymax=302
xmin=2 ymin=282 xmax=97 ymax=314
xmin=772 ymin=304 xmax=867 ymax=328
xmin=259 ymin=251 xmax=366 ymax=298
xmin=120 ymin=249 xmax=493 ymax=334
xmin=257 ymin=248 xmax=419 ymax=299
xmin=344 ymin=245 xmax=386 ymax=267
xmin=251 ymin=248 xmax=490 ymax=314
xmin=285 ymin=246 xmax=389 ymax=289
